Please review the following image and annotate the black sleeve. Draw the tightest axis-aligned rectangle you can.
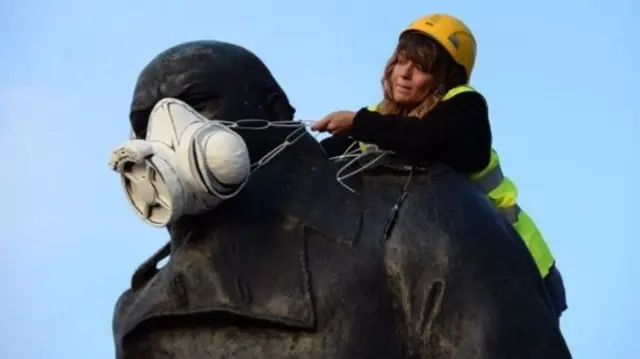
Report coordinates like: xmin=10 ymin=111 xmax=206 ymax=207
xmin=319 ymin=133 xmax=356 ymax=158
xmin=346 ymin=91 xmax=492 ymax=174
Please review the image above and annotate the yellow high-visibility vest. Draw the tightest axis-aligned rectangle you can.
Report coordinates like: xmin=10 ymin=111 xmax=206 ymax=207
xmin=361 ymin=85 xmax=555 ymax=277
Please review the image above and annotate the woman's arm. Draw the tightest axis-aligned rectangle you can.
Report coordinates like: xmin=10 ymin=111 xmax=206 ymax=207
xmin=346 ymin=92 xmax=492 ymax=174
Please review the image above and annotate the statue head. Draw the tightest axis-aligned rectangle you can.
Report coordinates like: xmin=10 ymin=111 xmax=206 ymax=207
xmin=129 ymin=40 xmax=296 ymax=139
xmin=109 ymin=41 xmax=322 ymax=230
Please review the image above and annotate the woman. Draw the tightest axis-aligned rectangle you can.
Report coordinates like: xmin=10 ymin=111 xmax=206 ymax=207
xmin=311 ymin=13 xmax=568 ymax=322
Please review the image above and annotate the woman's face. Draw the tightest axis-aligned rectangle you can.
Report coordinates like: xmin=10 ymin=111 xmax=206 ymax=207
xmin=389 ymin=54 xmax=434 ymax=106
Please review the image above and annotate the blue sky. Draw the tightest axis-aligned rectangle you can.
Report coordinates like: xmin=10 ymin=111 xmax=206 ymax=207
xmin=1 ymin=0 xmax=637 ymax=358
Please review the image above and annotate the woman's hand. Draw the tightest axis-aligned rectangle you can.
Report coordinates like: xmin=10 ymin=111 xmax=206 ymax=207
xmin=311 ymin=111 xmax=356 ymax=134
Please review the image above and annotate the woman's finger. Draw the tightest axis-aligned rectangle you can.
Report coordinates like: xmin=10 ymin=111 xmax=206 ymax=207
xmin=311 ymin=117 xmax=329 ymax=131
xmin=326 ymin=118 xmax=340 ymax=132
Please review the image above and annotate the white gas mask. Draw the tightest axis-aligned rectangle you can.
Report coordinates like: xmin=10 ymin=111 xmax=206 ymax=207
xmin=108 ymin=98 xmax=251 ymax=227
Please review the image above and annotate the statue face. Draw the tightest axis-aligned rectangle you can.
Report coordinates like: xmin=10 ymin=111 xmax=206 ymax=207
xmin=113 ymin=41 xmax=310 ymax=229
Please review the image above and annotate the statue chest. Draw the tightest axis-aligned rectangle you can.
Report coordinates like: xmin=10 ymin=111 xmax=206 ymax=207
xmin=113 ymin=220 xmax=405 ymax=359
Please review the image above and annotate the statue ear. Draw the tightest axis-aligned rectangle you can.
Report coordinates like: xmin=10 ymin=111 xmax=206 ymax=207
xmin=130 ymin=109 xmax=150 ymax=139
xmin=267 ymin=92 xmax=296 ymax=122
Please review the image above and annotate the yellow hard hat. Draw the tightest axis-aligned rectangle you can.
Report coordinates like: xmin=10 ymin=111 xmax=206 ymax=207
xmin=402 ymin=14 xmax=477 ymax=80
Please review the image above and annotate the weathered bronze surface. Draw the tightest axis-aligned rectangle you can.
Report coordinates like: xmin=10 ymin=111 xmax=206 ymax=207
xmin=113 ymin=40 xmax=572 ymax=359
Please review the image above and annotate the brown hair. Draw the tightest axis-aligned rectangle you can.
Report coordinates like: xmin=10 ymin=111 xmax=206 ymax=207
xmin=376 ymin=31 xmax=468 ymax=117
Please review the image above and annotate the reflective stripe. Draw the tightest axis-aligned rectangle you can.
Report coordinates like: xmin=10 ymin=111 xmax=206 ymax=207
xmin=500 ymin=204 xmax=522 ymax=224
xmin=475 ymin=164 xmax=504 ymax=193
xmin=475 ymin=164 xmax=519 ymax=224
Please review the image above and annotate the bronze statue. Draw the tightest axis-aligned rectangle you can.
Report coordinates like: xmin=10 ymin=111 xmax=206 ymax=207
xmin=110 ymin=40 xmax=572 ymax=358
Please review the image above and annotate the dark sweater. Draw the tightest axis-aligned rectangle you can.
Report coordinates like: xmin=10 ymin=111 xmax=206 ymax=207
xmin=320 ymin=91 xmax=492 ymax=174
